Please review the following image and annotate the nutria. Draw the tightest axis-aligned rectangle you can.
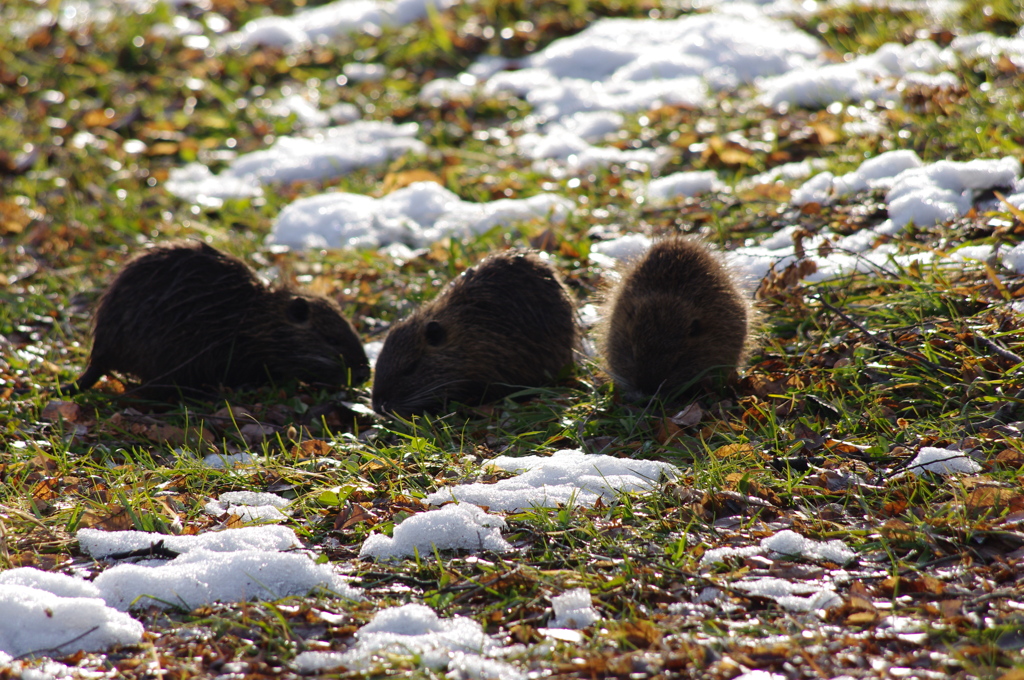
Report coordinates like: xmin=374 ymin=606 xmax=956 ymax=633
xmin=67 ymin=241 xmax=369 ymax=397
xmin=371 ymin=250 xmax=578 ymax=416
xmin=598 ymin=237 xmax=751 ymax=400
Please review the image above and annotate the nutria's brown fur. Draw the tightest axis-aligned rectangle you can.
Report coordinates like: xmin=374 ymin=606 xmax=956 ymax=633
xmin=372 ymin=250 xmax=578 ymax=416
xmin=69 ymin=241 xmax=369 ymax=397
xmin=598 ymin=237 xmax=751 ymax=400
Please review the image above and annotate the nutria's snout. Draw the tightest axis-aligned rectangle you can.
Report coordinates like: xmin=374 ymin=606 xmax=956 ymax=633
xmin=371 ymin=250 xmax=579 ymax=416
xmin=598 ymin=236 xmax=753 ymax=401
xmin=72 ymin=241 xmax=368 ymax=398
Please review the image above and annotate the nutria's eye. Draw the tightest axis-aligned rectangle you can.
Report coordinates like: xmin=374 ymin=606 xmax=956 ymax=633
xmin=286 ymin=297 xmax=311 ymax=325
xmin=689 ymin=319 xmax=703 ymax=337
xmin=425 ymin=320 xmax=446 ymax=347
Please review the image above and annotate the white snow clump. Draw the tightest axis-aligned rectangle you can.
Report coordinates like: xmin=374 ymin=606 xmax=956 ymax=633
xmin=359 ymin=503 xmax=512 ymax=560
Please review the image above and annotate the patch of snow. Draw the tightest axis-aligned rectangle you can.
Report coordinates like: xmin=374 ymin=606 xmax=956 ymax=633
xmin=268 ymin=181 xmax=574 ymax=250
xmin=0 ymin=584 xmax=143 ymax=658
xmin=762 ymin=529 xmax=856 ymax=564
xmin=359 ymin=503 xmax=512 ymax=560
xmin=292 ymin=603 xmax=523 ymax=677
xmin=589 ymin=234 xmax=653 ymax=264
xmin=0 ymin=568 xmax=102 ymax=600
xmin=77 ymin=526 xmax=302 ymax=558
xmin=641 ymin=170 xmax=726 ymax=205
xmin=951 ymin=28 xmax=1024 ymax=70
xmin=425 ymin=449 xmax=678 ymax=512
xmin=731 ymin=152 xmax=1023 ymax=287
xmin=484 ymin=12 xmax=821 ymax=121
xmin=95 ymin=548 xmax=360 ymax=610
xmin=548 ymin=588 xmax=599 ymax=629
xmin=737 ymin=159 xmax=828 ymax=192
xmin=760 ymin=39 xmax=956 ymax=109
xmin=701 ymin=529 xmax=855 ymax=566
xmin=165 ymin=121 xmax=425 ymax=207
xmin=733 ymin=576 xmax=842 ymax=612
xmin=221 ymin=0 xmax=464 ymax=52
xmin=906 ymin=447 xmax=982 ymax=476
xmin=204 ymin=491 xmax=292 ymax=522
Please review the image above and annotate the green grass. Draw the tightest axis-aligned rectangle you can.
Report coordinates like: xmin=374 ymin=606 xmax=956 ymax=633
xmin=3 ymin=0 xmax=1024 ymax=677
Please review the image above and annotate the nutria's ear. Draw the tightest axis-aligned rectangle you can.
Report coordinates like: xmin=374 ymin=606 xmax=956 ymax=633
xmin=689 ymin=318 xmax=703 ymax=337
xmin=286 ymin=296 xmax=312 ymax=325
xmin=425 ymin=320 xmax=446 ymax=347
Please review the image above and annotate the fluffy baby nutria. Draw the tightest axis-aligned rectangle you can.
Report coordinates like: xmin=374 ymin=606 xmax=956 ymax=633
xmin=598 ymin=237 xmax=751 ymax=400
xmin=69 ymin=241 xmax=369 ymax=397
xmin=372 ymin=250 xmax=578 ymax=416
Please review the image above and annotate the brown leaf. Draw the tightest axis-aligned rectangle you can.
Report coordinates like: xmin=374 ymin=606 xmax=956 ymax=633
xmin=611 ymin=620 xmax=662 ymax=648
xmin=529 ymin=228 xmax=559 ymax=253
xmin=810 ymin=122 xmax=839 ymax=145
xmin=845 ymin=610 xmax=879 ymax=625
xmin=656 ymin=404 xmax=704 ymax=443
xmin=42 ymin=400 xmax=82 ymax=423
xmin=79 ymin=507 xmax=134 ymax=531
xmin=83 ymin=109 xmax=117 ymax=127
xmin=146 ymin=142 xmax=180 ymax=156
xmin=965 ymin=487 xmax=1024 ymax=516
xmin=0 ymin=200 xmax=32 ymax=235
xmin=559 ymin=241 xmax=581 ymax=258
xmin=334 ymin=502 xmax=376 ymax=531
xmin=993 ymin=449 xmax=1024 ymax=468
xmin=669 ymin=403 xmax=704 ymax=428
xmin=381 ymin=169 xmax=443 ymax=194
xmin=938 ymin=599 xmax=962 ymax=619
xmin=239 ymin=422 xmax=278 ymax=445
xmin=294 ymin=439 xmax=336 ymax=457
xmin=712 ymin=443 xmax=759 ymax=459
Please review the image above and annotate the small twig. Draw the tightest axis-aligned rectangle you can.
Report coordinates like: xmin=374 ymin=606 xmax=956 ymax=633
xmin=975 ymin=333 xmax=1024 ymax=365
xmin=107 ymin=539 xmax=180 ymax=562
xmin=813 ymin=295 xmax=946 ymax=372
xmin=15 ymin=626 xmax=100 ymax=660
xmin=966 ymin=385 xmax=1024 ymax=433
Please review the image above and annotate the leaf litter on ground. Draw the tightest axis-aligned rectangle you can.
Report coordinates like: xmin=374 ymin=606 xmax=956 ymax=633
xmin=2 ymin=0 xmax=1024 ymax=678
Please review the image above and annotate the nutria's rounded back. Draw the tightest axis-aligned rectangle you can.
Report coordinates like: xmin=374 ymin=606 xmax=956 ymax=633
xmin=599 ymin=237 xmax=750 ymax=400
xmin=71 ymin=241 xmax=369 ymax=397
xmin=372 ymin=250 xmax=578 ymax=416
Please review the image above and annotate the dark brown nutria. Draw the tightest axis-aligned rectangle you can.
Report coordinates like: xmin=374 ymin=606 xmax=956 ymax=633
xmin=68 ymin=241 xmax=369 ymax=397
xmin=371 ymin=250 xmax=578 ymax=416
xmin=598 ymin=236 xmax=751 ymax=400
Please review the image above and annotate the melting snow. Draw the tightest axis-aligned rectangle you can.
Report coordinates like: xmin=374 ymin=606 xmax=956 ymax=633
xmin=760 ymin=39 xmax=955 ymax=109
xmin=641 ymin=170 xmax=726 ymax=205
xmin=547 ymin=588 xmax=600 ymax=629
xmin=731 ymin=577 xmax=843 ymax=612
xmin=204 ymin=491 xmax=292 ymax=523
xmin=292 ymin=603 xmax=525 ymax=678
xmin=360 ymin=503 xmax=512 ymax=559
xmin=95 ymin=548 xmax=359 ymax=611
xmin=906 ymin=447 xmax=982 ymax=476
xmin=425 ymin=449 xmax=678 ymax=512
xmin=0 ymin=526 xmax=362 ymax=658
xmin=702 ymin=529 xmax=855 ymax=567
xmin=0 ymin=584 xmax=143 ymax=659
xmin=77 ymin=525 xmax=301 ymax=558
xmin=268 ymin=181 xmax=574 ymax=250
xmin=165 ymin=121 xmax=424 ymax=207
xmin=220 ymin=0 xmax=465 ymax=52
xmin=720 ymin=152 xmax=1022 ymax=286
